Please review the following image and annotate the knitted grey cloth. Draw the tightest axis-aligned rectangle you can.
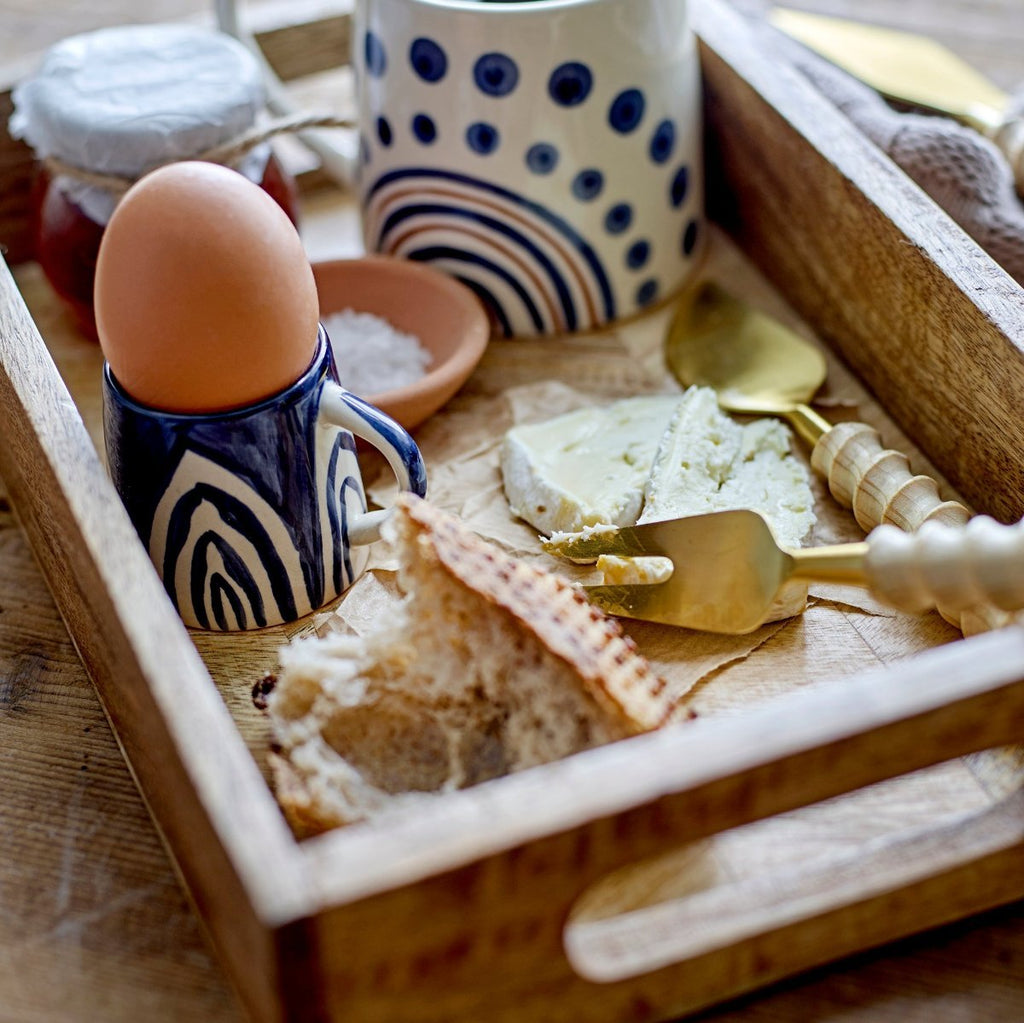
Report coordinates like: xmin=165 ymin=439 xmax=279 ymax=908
xmin=766 ymin=27 xmax=1024 ymax=287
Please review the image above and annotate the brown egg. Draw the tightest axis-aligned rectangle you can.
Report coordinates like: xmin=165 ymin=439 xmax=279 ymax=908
xmin=95 ymin=161 xmax=319 ymax=413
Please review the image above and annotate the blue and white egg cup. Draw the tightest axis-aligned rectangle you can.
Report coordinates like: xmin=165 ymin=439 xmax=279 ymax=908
xmin=104 ymin=328 xmax=427 ymax=631
xmin=353 ymin=0 xmax=704 ymax=338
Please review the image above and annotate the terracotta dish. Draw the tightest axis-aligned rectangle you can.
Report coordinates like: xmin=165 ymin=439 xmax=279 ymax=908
xmin=311 ymin=256 xmax=490 ymax=430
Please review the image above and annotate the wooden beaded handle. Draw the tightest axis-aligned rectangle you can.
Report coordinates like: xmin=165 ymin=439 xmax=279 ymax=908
xmin=810 ymin=420 xmax=970 ymax=532
xmin=993 ymin=114 xmax=1024 ymax=201
xmin=864 ymin=516 xmax=1024 ymax=617
xmin=810 ymin=421 xmax=1010 ymax=634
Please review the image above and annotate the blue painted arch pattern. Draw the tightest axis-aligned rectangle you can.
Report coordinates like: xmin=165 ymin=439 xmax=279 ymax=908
xmin=104 ymin=338 xmax=426 ymax=631
xmin=364 ymin=167 xmax=616 ymax=337
xmin=359 ymin=27 xmax=701 ymax=336
xmin=148 ymin=433 xmax=368 ymax=631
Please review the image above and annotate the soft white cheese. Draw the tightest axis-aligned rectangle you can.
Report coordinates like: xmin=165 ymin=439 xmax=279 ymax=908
xmin=499 ymin=396 xmax=681 ymax=536
xmin=501 ymin=387 xmax=815 ymax=550
xmin=639 ymin=387 xmax=815 ymax=548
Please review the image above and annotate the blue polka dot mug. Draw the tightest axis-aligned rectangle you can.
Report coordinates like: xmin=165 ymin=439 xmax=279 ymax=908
xmin=104 ymin=329 xmax=427 ymax=631
xmin=353 ymin=0 xmax=705 ymax=338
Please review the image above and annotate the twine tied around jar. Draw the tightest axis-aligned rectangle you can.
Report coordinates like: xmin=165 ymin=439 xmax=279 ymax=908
xmin=41 ymin=111 xmax=356 ymax=196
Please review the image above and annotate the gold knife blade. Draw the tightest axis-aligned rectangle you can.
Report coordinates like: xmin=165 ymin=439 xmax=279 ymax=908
xmin=768 ymin=6 xmax=1010 ymax=135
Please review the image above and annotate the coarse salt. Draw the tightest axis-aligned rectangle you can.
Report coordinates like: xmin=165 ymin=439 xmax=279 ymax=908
xmin=322 ymin=309 xmax=431 ymax=396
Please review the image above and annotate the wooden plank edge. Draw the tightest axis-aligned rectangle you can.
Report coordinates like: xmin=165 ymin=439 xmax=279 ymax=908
xmin=270 ymin=626 xmax=1024 ymax=1021
xmin=238 ymin=0 xmax=352 ymax=84
xmin=694 ymin=0 xmax=1024 ymax=522
xmin=0 ymin=259 xmax=313 ymax=1020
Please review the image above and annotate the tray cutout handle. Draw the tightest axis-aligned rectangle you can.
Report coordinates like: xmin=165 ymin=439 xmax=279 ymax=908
xmin=302 ymin=629 xmax=1024 ymax=1021
xmin=565 ymin=788 xmax=1024 ymax=985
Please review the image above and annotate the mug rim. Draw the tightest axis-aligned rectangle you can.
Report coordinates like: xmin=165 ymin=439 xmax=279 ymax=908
xmin=103 ymin=325 xmax=329 ymax=423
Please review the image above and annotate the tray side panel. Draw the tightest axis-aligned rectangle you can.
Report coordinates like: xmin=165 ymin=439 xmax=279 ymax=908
xmin=289 ymin=626 xmax=1024 ymax=1021
xmin=0 ymin=259 xmax=309 ymax=1023
xmin=696 ymin=0 xmax=1024 ymax=523
xmin=285 ymin=812 xmax=1024 ymax=1023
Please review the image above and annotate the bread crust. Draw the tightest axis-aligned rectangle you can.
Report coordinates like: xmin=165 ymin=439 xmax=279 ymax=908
xmin=267 ymin=495 xmax=671 ymax=835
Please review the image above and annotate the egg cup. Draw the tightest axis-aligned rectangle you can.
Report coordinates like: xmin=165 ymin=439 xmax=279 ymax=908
xmin=103 ymin=329 xmax=426 ymax=631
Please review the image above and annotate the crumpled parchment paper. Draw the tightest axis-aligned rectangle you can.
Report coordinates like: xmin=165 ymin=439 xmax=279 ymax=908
xmin=325 ymin=230 xmax=961 ymax=720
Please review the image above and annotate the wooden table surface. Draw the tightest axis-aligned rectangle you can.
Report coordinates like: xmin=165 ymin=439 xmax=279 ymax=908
xmin=2 ymin=1 xmax=1024 ymax=1021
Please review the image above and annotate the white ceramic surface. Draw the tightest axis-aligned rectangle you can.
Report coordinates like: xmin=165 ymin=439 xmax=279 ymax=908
xmin=353 ymin=0 xmax=704 ymax=338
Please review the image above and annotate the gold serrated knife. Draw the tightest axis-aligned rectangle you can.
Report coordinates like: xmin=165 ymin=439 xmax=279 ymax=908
xmin=769 ymin=7 xmax=1024 ymax=194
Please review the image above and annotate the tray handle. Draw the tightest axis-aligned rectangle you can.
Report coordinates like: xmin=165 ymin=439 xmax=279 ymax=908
xmin=558 ymin=631 xmax=1024 ymax=991
xmin=566 ymin=789 xmax=1024 ymax=985
xmin=303 ymin=628 xmax=1024 ymax=1021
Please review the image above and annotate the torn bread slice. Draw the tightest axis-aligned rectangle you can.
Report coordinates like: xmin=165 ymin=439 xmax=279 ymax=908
xmin=268 ymin=494 xmax=673 ymax=835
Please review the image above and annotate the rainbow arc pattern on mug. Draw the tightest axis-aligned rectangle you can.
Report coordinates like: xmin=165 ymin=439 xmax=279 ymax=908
xmin=358 ymin=25 xmax=702 ymax=338
xmin=364 ymin=167 xmax=616 ymax=337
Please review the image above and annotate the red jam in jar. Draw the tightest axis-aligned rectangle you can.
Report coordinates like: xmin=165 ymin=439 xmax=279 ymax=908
xmin=11 ymin=23 xmax=300 ymax=340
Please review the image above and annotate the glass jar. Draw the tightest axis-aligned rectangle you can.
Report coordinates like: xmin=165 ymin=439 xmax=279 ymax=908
xmin=10 ymin=23 xmax=299 ymax=340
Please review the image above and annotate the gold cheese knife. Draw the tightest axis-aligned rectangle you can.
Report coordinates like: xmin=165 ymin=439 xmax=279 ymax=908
xmin=546 ymin=509 xmax=1024 ymax=634
xmin=769 ymin=7 xmax=1024 ymax=195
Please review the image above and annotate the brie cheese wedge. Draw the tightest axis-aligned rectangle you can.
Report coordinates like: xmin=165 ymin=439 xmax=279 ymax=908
xmin=499 ymin=396 xmax=680 ymax=536
xmin=501 ymin=387 xmax=815 ymax=549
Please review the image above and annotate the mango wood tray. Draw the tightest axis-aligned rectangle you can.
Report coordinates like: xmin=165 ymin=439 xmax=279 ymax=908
xmin=3 ymin=2 xmax=1024 ymax=1020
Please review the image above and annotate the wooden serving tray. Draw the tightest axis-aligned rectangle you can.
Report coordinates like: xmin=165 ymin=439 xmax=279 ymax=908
xmin=3 ymin=2 xmax=1024 ymax=1021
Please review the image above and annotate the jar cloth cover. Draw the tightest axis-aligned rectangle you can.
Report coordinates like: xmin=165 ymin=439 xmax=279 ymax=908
xmin=9 ymin=24 xmax=298 ymax=336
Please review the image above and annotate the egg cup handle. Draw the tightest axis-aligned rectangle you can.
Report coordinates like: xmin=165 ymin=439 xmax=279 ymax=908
xmin=319 ymin=383 xmax=428 ymax=546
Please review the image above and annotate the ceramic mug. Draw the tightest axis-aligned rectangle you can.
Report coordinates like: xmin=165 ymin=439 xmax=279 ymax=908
xmin=103 ymin=328 xmax=427 ymax=631
xmin=351 ymin=0 xmax=705 ymax=338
